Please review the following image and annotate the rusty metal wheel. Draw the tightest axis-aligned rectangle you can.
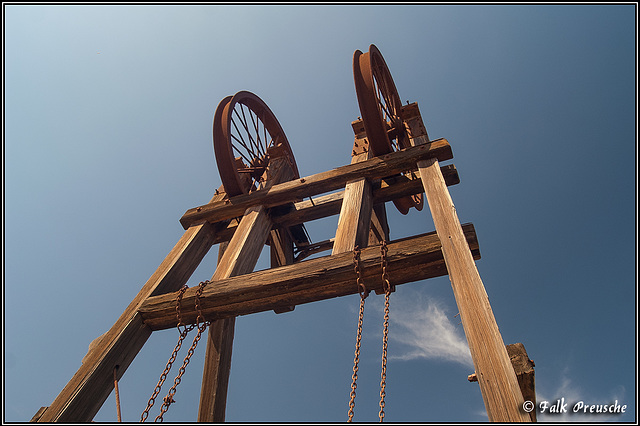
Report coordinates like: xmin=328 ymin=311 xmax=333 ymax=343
xmin=353 ymin=44 xmax=423 ymax=214
xmin=213 ymin=91 xmax=300 ymax=196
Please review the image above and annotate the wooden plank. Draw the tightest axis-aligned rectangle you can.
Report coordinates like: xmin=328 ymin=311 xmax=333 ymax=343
xmin=416 ymin=153 xmax=529 ymax=421
xmin=179 ymin=138 xmax=453 ymax=229
xmin=212 ymin=164 xmax=459 ymax=246
xmin=138 ymin=224 xmax=481 ymax=330
xmin=37 ymin=207 xmax=226 ymax=422
xmin=332 ymin=149 xmax=374 ymax=254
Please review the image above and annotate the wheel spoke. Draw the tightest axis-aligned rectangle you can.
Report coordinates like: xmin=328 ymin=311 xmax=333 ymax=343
xmin=250 ymin=109 xmax=265 ymax=155
xmin=237 ymin=104 xmax=263 ymax=158
xmin=229 ymin=116 xmax=256 ymax=162
xmin=213 ymin=91 xmax=298 ymax=196
xmin=229 ymin=134 xmax=256 ymax=164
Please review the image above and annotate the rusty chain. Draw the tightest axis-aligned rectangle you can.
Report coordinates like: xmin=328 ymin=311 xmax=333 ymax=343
xmin=348 ymin=242 xmax=394 ymax=422
xmin=347 ymin=246 xmax=368 ymax=422
xmin=379 ymin=240 xmax=392 ymax=422
xmin=141 ymin=285 xmax=193 ymax=422
xmin=154 ymin=280 xmax=211 ymax=422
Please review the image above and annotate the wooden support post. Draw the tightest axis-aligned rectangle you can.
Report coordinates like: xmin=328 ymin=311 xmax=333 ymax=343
xmin=198 ymin=242 xmax=233 ymax=422
xmin=196 ymin=154 xmax=295 ymax=422
xmin=332 ymin=143 xmax=374 ymax=254
xmin=404 ymin=103 xmax=530 ymax=422
xmin=197 ymin=316 xmax=236 ymax=422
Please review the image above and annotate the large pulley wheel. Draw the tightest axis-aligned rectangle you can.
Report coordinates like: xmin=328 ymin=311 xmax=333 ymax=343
xmin=213 ymin=91 xmax=300 ymax=196
xmin=353 ymin=44 xmax=423 ymax=215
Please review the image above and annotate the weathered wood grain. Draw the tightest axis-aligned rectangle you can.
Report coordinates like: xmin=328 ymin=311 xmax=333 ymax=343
xmin=417 ymin=154 xmax=530 ymax=422
xmin=209 ymin=164 xmax=458 ymax=246
xmin=195 ymin=155 xmax=295 ymax=422
xmin=138 ymin=224 xmax=480 ymax=330
xmin=198 ymin=241 xmax=233 ymax=423
xmin=332 ymin=149 xmax=374 ymax=254
xmin=179 ymin=138 xmax=453 ymax=229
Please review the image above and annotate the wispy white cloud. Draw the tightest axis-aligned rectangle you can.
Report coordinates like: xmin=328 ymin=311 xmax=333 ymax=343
xmin=384 ymin=293 xmax=473 ymax=368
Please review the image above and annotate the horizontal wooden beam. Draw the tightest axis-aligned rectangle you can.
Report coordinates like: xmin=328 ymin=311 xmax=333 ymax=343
xmin=138 ymin=223 xmax=479 ymax=331
xmin=207 ymin=164 xmax=459 ymax=246
xmin=179 ymin=138 xmax=453 ymax=229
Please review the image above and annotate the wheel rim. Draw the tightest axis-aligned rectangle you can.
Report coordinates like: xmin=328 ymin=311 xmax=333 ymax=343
xmin=353 ymin=45 xmax=423 ymax=214
xmin=213 ymin=91 xmax=299 ymax=196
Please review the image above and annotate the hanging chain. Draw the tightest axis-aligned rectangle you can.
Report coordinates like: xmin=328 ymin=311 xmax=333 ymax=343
xmin=141 ymin=285 xmax=193 ymax=422
xmin=154 ymin=280 xmax=211 ymax=422
xmin=379 ymin=241 xmax=392 ymax=422
xmin=347 ymin=246 xmax=368 ymax=422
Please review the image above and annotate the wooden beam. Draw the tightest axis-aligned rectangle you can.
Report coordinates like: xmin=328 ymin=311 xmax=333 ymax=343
xmin=420 ymin=161 xmax=529 ymax=421
xmin=211 ymin=164 xmax=459 ymax=246
xmin=407 ymin=105 xmax=529 ymax=422
xmin=332 ymin=148 xmax=374 ymax=254
xmin=197 ymin=316 xmax=235 ymax=422
xmin=507 ymin=343 xmax=536 ymax=422
xmin=179 ymin=138 xmax=453 ymax=229
xmin=195 ymin=155 xmax=295 ymax=422
xmin=198 ymin=240 xmax=235 ymax=423
xmin=138 ymin=224 xmax=480 ymax=330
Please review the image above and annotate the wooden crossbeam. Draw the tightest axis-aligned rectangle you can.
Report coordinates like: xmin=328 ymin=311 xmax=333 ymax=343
xmin=179 ymin=138 xmax=453 ymax=229
xmin=137 ymin=224 xmax=480 ymax=330
xmin=210 ymin=164 xmax=459 ymax=246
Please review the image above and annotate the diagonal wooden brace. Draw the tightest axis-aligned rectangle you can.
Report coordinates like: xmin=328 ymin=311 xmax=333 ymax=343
xmin=196 ymin=153 xmax=297 ymax=422
xmin=404 ymin=102 xmax=531 ymax=422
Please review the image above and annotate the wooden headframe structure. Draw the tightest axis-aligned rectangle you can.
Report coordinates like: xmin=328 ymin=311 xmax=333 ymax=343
xmin=32 ymin=82 xmax=535 ymax=424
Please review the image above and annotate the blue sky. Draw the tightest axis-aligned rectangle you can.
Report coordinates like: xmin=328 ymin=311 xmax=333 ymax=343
xmin=3 ymin=4 xmax=636 ymax=423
